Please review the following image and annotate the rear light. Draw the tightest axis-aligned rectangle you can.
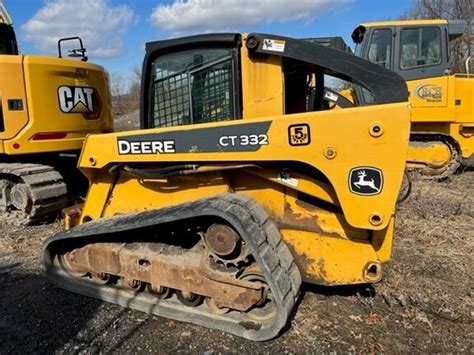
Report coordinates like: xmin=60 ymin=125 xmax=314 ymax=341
xmin=32 ymin=132 xmax=68 ymax=140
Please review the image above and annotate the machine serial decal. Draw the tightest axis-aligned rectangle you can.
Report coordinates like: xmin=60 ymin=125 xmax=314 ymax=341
xmin=58 ymin=86 xmax=96 ymax=113
xmin=288 ymin=124 xmax=311 ymax=146
xmin=414 ymin=84 xmax=442 ymax=102
xmin=116 ymin=121 xmax=271 ymax=154
xmin=118 ymin=139 xmax=176 ymax=154
xmin=349 ymin=167 xmax=383 ymax=196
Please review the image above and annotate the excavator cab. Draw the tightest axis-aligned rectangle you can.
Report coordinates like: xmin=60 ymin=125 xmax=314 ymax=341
xmin=352 ymin=20 xmax=466 ymax=82
xmin=45 ymin=33 xmax=411 ymax=341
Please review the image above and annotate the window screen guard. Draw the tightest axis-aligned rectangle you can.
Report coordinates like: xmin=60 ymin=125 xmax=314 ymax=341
xmin=151 ymin=51 xmax=237 ymax=128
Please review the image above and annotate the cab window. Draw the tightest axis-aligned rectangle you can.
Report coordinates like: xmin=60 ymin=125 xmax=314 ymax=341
xmin=150 ymin=48 xmax=236 ymax=128
xmin=367 ymin=28 xmax=392 ymax=69
xmin=400 ymin=27 xmax=441 ymax=69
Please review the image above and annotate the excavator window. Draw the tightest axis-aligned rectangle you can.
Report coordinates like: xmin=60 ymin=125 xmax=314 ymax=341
xmin=367 ymin=28 xmax=392 ymax=69
xmin=400 ymin=26 xmax=441 ymax=69
xmin=150 ymin=48 xmax=237 ymax=127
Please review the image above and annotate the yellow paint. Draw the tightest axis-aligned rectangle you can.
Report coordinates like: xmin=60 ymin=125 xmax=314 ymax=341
xmin=76 ymin=103 xmax=410 ymax=286
xmin=240 ymin=36 xmax=284 ymax=119
xmin=406 ymin=141 xmax=452 ymax=168
xmin=72 ymin=33 xmax=411 ymax=287
xmin=359 ymin=19 xmax=447 ymax=28
xmin=0 ymin=55 xmax=29 ymax=149
xmin=1 ymin=55 xmax=112 ymax=155
xmin=348 ymin=20 xmax=474 ymax=165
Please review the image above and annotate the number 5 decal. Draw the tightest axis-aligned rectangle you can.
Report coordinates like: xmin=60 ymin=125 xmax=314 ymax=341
xmin=288 ymin=124 xmax=311 ymax=146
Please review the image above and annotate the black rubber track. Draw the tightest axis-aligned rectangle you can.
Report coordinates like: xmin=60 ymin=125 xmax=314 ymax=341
xmin=43 ymin=194 xmax=302 ymax=341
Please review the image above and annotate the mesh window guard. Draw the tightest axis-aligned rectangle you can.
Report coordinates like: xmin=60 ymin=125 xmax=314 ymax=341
xmin=151 ymin=49 xmax=236 ymax=128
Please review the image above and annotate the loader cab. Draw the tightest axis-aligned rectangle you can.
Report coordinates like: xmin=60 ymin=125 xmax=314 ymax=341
xmin=141 ymin=33 xmax=407 ymax=129
xmin=0 ymin=23 xmax=18 ymax=55
xmin=141 ymin=34 xmax=242 ymax=129
xmin=352 ymin=20 xmax=466 ymax=81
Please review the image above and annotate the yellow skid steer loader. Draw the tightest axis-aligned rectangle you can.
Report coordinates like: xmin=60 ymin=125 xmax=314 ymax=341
xmin=44 ymin=33 xmax=410 ymax=340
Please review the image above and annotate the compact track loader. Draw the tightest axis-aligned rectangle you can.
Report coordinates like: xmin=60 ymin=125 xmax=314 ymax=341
xmin=44 ymin=33 xmax=410 ymax=340
xmin=318 ymin=19 xmax=473 ymax=178
xmin=0 ymin=3 xmax=112 ymax=222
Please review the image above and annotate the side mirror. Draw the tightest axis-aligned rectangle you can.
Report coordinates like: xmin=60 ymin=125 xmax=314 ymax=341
xmin=57 ymin=37 xmax=88 ymax=62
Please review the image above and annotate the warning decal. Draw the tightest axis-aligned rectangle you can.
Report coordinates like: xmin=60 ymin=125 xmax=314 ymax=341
xmin=262 ymin=39 xmax=286 ymax=52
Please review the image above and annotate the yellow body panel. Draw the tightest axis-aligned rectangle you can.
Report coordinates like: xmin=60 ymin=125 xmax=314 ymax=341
xmin=0 ymin=55 xmax=28 ymax=152
xmin=408 ymin=76 xmax=448 ymax=110
xmin=341 ymin=74 xmax=473 ymax=160
xmin=0 ymin=55 xmax=112 ymax=155
xmin=241 ymin=44 xmax=284 ymax=118
xmin=408 ymin=75 xmax=474 ymax=158
xmin=79 ymin=104 xmax=409 ymax=230
xmin=76 ymin=100 xmax=410 ymax=286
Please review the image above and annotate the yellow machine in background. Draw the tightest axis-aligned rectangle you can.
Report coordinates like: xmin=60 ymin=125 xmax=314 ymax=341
xmin=0 ymin=2 xmax=112 ymax=222
xmin=319 ymin=19 xmax=473 ymax=178
xmin=44 ymin=33 xmax=410 ymax=340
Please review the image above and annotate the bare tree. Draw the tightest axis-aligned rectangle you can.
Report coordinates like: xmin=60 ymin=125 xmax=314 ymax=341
xmin=401 ymin=0 xmax=473 ymax=72
xmin=131 ymin=64 xmax=142 ymax=82
xmin=128 ymin=65 xmax=142 ymax=112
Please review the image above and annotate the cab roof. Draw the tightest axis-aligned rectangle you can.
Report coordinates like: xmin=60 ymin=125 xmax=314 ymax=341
xmin=358 ymin=19 xmax=448 ymax=28
xmin=352 ymin=19 xmax=466 ymax=43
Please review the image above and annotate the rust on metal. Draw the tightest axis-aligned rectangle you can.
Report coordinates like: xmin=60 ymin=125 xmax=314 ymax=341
xmin=61 ymin=241 xmax=264 ymax=312
xmin=204 ymin=224 xmax=240 ymax=257
xmin=277 ymin=202 xmax=341 ymax=238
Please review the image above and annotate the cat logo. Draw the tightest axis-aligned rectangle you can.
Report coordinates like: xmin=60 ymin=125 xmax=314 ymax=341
xmin=58 ymin=86 xmax=96 ymax=114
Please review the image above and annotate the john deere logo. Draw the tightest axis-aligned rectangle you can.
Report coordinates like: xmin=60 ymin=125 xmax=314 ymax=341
xmin=58 ymin=86 xmax=96 ymax=113
xmin=414 ymin=84 xmax=442 ymax=102
xmin=349 ymin=167 xmax=383 ymax=196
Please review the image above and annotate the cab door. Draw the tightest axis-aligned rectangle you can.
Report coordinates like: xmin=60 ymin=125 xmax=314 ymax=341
xmin=395 ymin=25 xmax=449 ymax=109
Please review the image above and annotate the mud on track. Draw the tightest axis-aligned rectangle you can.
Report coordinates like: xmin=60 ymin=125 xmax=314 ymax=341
xmin=0 ymin=169 xmax=472 ymax=353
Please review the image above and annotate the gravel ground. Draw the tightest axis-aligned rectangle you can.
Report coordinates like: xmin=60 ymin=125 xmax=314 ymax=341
xmin=0 ymin=150 xmax=472 ymax=352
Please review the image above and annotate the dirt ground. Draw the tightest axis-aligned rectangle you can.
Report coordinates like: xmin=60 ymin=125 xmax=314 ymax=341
xmin=0 ymin=165 xmax=472 ymax=353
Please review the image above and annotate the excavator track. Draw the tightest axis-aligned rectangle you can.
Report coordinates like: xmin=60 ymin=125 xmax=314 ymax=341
xmin=0 ymin=163 xmax=67 ymax=224
xmin=43 ymin=194 xmax=302 ymax=341
xmin=408 ymin=134 xmax=462 ymax=179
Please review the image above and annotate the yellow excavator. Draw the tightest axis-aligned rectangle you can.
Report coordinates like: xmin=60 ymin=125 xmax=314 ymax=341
xmin=316 ymin=19 xmax=473 ymax=179
xmin=44 ymin=32 xmax=411 ymax=340
xmin=0 ymin=2 xmax=112 ymax=222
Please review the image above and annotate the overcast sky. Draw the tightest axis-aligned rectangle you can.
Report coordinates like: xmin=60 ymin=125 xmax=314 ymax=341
xmin=6 ymin=0 xmax=413 ymax=78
